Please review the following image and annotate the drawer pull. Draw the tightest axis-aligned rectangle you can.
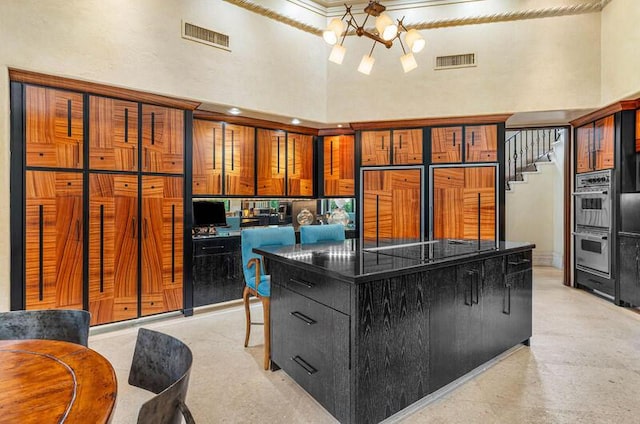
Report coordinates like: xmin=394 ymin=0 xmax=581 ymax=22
xmin=202 ymin=246 xmax=224 ymax=252
xmin=291 ymin=356 xmax=317 ymax=375
xmin=290 ymin=311 xmax=316 ymax=325
xmin=290 ymin=278 xmax=314 ymax=289
xmin=508 ymin=259 xmax=531 ymax=266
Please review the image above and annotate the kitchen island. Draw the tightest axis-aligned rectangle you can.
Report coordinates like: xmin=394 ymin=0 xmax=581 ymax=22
xmin=255 ymin=239 xmax=534 ymax=424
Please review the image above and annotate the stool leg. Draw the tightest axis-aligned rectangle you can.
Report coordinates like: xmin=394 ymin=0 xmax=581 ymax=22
xmin=243 ymin=286 xmax=251 ymax=348
xmin=263 ymin=296 xmax=271 ymax=370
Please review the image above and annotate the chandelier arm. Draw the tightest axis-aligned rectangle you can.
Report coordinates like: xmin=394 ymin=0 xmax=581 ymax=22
xmin=360 ymin=30 xmax=393 ymax=48
xmin=368 ymin=41 xmax=376 ymax=57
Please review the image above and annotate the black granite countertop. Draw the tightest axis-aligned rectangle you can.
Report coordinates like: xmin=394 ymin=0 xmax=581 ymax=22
xmin=255 ymin=239 xmax=535 ymax=283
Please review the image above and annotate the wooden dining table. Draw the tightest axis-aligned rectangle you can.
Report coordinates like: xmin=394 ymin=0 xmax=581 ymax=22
xmin=0 ymin=339 xmax=117 ymax=424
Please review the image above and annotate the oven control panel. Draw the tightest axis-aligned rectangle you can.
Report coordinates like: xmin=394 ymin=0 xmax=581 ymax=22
xmin=575 ymin=170 xmax=612 ymax=191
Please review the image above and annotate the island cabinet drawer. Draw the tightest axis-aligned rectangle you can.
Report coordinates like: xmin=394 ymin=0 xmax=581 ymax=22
xmin=506 ymin=250 xmax=532 ymax=274
xmin=270 ymin=262 xmax=351 ymax=314
xmin=193 ymin=237 xmax=240 ymax=257
xmin=271 ymin=284 xmax=350 ymax=423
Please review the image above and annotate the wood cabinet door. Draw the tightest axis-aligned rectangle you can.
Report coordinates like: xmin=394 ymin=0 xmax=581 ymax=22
xmin=463 ymin=167 xmax=496 ymax=240
xmin=465 ymin=125 xmax=497 ymax=163
xmin=141 ymin=105 xmax=184 ymax=174
xmin=224 ymin=124 xmax=255 ymax=195
xmin=25 ymin=86 xmax=84 ymax=169
xmin=431 ymin=127 xmax=462 ymax=163
xmin=594 ymin=115 xmax=614 ymax=170
xmin=392 ymin=129 xmax=423 ymax=165
xmin=361 ymin=131 xmax=391 ymax=166
xmin=619 ymin=237 xmax=640 ymax=306
xmin=287 ymin=134 xmax=314 ymax=196
xmin=256 ymin=129 xmax=286 ymax=196
xmin=25 ymin=171 xmax=83 ymax=310
xmin=141 ymin=176 xmax=183 ymax=316
xmin=192 ymin=120 xmax=223 ymax=195
xmin=575 ymin=125 xmax=593 ymax=174
xmin=323 ymin=135 xmax=355 ymax=197
xmin=432 ymin=167 xmax=465 ymax=239
xmin=88 ymin=174 xmax=139 ymax=325
xmin=89 ymin=96 xmax=138 ymax=171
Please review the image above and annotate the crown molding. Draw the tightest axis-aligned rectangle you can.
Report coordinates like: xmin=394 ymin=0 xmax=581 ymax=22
xmin=570 ymin=100 xmax=639 ymax=127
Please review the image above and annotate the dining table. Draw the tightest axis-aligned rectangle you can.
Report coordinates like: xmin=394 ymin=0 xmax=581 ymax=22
xmin=0 ymin=339 xmax=117 ymax=424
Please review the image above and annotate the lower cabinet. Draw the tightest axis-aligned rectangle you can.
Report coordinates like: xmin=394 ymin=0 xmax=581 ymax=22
xmin=619 ymin=235 xmax=640 ymax=306
xmin=192 ymin=237 xmax=243 ymax=306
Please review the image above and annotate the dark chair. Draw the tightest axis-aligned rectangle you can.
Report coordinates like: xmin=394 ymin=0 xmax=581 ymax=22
xmin=299 ymin=224 xmax=346 ymax=244
xmin=241 ymin=226 xmax=295 ymax=370
xmin=128 ymin=328 xmax=195 ymax=424
xmin=0 ymin=309 xmax=90 ymax=346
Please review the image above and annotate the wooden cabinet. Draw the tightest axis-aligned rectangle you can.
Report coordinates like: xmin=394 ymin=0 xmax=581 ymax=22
xmin=192 ymin=120 xmax=223 ymax=195
xmin=25 ymin=171 xmax=83 ymax=310
xmin=465 ymin=125 xmax=497 ymax=162
xmin=141 ymin=105 xmax=184 ymax=174
xmin=287 ymin=133 xmax=314 ymax=196
xmin=576 ymin=116 xmax=614 ymax=174
xmin=433 ymin=166 xmax=495 ymax=240
xmin=89 ymin=96 xmax=138 ymax=171
xmin=576 ymin=124 xmax=593 ymax=174
xmin=192 ymin=237 xmax=243 ymax=307
xmin=25 ymin=86 xmax=84 ymax=169
xmin=141 ymin=176 xmax=184 ymax=316
xmin=257 ymin=129 xmax=286 ymax=196
xmin=431 ymin=126 xmax=462 ymax=163
xmin=361 ymin=130 xmax=391 ymax=166
xmin=619 ymin=235 xmax=640 ymax=307
xmin=88 ymin=173 xmax=138 ymax=325
xmin=225 ymin=124 xmax=255 ymax=196
xmin=362 ymin=168 xmax=422 ymax=246
xmin=392 ymin=129 xmax=423 ymax=164
xmin=323 ymin=135 xmax=355 ymax=197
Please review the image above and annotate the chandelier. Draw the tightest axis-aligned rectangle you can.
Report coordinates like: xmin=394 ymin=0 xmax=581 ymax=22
xmin=322 ymin=1 xmax=425 ymax=74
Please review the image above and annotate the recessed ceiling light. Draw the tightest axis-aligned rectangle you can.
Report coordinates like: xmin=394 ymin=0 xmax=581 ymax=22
xmin=291 ymin=118 xmax=301 ymax=125
xmin=228 ymin=107 xmax=241 ymax=115
xmin=337 ymin=124 xmax=343 ymax=128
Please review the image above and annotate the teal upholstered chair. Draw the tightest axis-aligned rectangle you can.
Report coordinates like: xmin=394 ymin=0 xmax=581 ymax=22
xmin=300 ymin=224 xmax=346 ymax=244
xmin=241 ymin=226 xmax=295 ymax=369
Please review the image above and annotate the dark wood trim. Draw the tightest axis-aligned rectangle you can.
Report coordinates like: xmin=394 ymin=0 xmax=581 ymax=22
xmin=350 ymin=114 xmax=513 ymax=130
xmin=183 ymin=110 xmax=194 ymax=317
xmin=9 ymin=68 xmax=201 ymax=110
xmin=318 ymin=128 xmax=355 ymax=136
xmin=563 ymin=125 xmax=572 ymax=286
xmin=194 ymin=110 xmax=319 ymax=136
xmin=497 ymin=123 xmax=506 ymax=242
xmin=570 ymin=100 xmax=637 ymax=127
xmin=10 ymin=82 xmax=25 ymax=310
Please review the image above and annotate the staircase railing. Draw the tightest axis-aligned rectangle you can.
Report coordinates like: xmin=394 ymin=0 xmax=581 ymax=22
xmin=505 ymin=127 xmax=565 ymax=188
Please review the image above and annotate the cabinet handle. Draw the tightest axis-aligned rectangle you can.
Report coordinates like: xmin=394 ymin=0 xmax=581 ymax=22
xmin=290 ymin=311 xmax=317 ymax=325
xmin=471 ymin=131 xmax=475 ymax=146
xmin=99 ymin=206 xmax=104 ymax=293
xmin=67 ymin=99 xmax=72 ymax=137
xmin=132 ymin=218 xmax=136 ymax=239
xmin=452 ymin=132 xmax=456 ymax=147
xmin=465 ymin=271 xmax=474 ymax=306
xmin=508 ymin=259 xmax=531 ymax=266
xmin=38 ymin=205 xmax=44 ymax=302
xmin=231 ymin=130 xmax=235 ymax=170
xmin=399 ymin=134 xmax=403 ymax=150
xmin=330 ymin=140 xmax=334 ymax=175
xmin=213 ymin=128 xmax=216 ymax=170
xmin=381 ymin=135 xmax=385 ymax=150
xmin=202 ymin=245 xmax=224 ymax=252
xmin=151 ymin=112 xmax=155 ymax=145
xmin=503 ymin=284 xmax=511 ymax=315
xmin=291 ymin=355 xmax=317 ymax=375
xmin=467 ymin=270 xmax=479 ymax=305
xmin=289 ymin=278 xmax=314 ymax=289
xmin=124 ymin=108 xmax=129 ymax=142
xmin=171 ymin=204 xmax=175 ymax=283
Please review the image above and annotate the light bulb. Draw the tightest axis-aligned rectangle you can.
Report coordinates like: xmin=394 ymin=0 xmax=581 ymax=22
xmin=400 ymin=52 xmax=418 ymax=73
xmin=358 ymin=55 xmax=375 ymax=75
xmin=329 ymin=44 xmax=346 ymax=64
xmin=323 ymin=30 xmax=337 ymax=45
xmin=323 ymin=18 xmax=345 ymax=45
xmin=375 ymin=13 xmax=397 ymax=41
xmin=404 ymin=29 xmax=425 ymax=53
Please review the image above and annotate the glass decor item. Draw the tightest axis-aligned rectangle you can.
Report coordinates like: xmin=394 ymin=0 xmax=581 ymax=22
xmin=297 ymin=208 xmax=314 ymax=226
xmin=328 ymin=208 xmax=350 ymax=226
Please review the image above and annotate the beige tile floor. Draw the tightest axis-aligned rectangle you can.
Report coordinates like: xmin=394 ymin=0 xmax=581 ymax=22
xmin=90 ymin=267 xmax=640 ymax=423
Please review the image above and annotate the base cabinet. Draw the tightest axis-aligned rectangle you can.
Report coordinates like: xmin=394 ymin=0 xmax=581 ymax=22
xmin=619 ymin=235 xmax=640 ymax=306
xmin=192 ymin=237 xmax=243 ymax=306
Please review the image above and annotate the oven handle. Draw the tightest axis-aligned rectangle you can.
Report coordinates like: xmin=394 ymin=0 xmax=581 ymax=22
xmin=572 ymin=190 xmax=608 ymax=196
xmin=572 ymin=232 xmax=608 ymax=241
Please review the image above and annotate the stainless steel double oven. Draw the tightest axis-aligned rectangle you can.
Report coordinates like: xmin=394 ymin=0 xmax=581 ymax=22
xmin=573 ymin=170 xmax=612 ymax=277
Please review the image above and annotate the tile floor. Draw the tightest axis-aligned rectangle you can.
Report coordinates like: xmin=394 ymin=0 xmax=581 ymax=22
xmin=90 ymin=267 xmax=640 ymax=423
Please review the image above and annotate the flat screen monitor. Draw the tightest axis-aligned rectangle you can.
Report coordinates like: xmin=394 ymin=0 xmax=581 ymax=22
xmin=193 ymin=201 xmax=227 ymax=227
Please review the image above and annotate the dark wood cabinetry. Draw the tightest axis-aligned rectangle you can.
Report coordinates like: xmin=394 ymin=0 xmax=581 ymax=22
xmin=89 ymin=96 xmax=138 ymax=171
xmin=25 ymin=171 xmax=83 ymax=310
xmin=576 ymin=115 xmax=614 ymax=174
xmin=192 ymin=120 xmax=223 ymax=195
xmin=141 ymin=105 xmax=184 ymax=174
xmin=25 ymin=86 xmax=84 ymax=169
xmin=619 ymin=235 xmax=640 ymax=306
xmin=225 ymin=124 xmax=255 ymax=196
xmin=432 ymin=166 xmax=496 ymax=240
xmin=465 ymin=125 xmax=498 ymax=163
xmin=287 ymin=133 xmax=314 ymax=196
xmin=323 ymin=135 xmax=355 ymax=197
xmin=257 ymin=129 xmax=286 ymax=196
xmin=192 ymin=237 xmax=243 ymax=306
xmin=431 ymin=126 xmax=462 ymax=163
xmin=361 ymin=129 xmax=423 ymax=166
xmin=88 ymin=173 xmax=138 ymax=325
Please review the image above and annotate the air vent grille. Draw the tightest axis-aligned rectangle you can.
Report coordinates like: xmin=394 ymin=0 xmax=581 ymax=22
xmin=182 ymin=21 xmax=230 ymax=51
xmin=435 ymin=53 xmax=476 ymax=70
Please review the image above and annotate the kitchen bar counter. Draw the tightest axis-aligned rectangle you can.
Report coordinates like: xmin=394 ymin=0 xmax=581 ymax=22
xmin=257 ymin=240 xmax=534 ymax=424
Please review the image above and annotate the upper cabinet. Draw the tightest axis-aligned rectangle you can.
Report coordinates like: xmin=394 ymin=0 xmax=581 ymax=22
xmin=257 ymin=129 xmax=286 ymax=196
xmin=192 ymin=120 xmax=223 ymax=195
xmin=225 ymin=124 xmax=255 ymax=196
xmin=287 ymin=133 xmax=314 ymax=197
xmin=25 ymin=86 xmax=84 ymax=169
xmin=392 ymin=129 xmax=423 ymax=165
xmin=465 ymin=125 xmax=497 ymax=163
xmin=89 ymin=96 xmax=139 ymax=172
xmin=431 ymin=127 xmax=462 ymax=163
xmin=323 ymin=135 xmax=355 ymax=197
xmin=361 ymin=130 xmax=391 ymax=166
xmin=576 ymin=115 xmax=614 ymax=174
xmin=361 ymin=129 xmax=423 ymax=166
xmin=141 ymin=105 xmax=184 ymax=174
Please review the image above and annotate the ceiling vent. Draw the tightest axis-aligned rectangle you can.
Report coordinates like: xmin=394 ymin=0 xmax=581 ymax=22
xmin=182 ymin=21 xmax=230 ymax=51
xmin=434 ymin=53 xmax=476 ymax=70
